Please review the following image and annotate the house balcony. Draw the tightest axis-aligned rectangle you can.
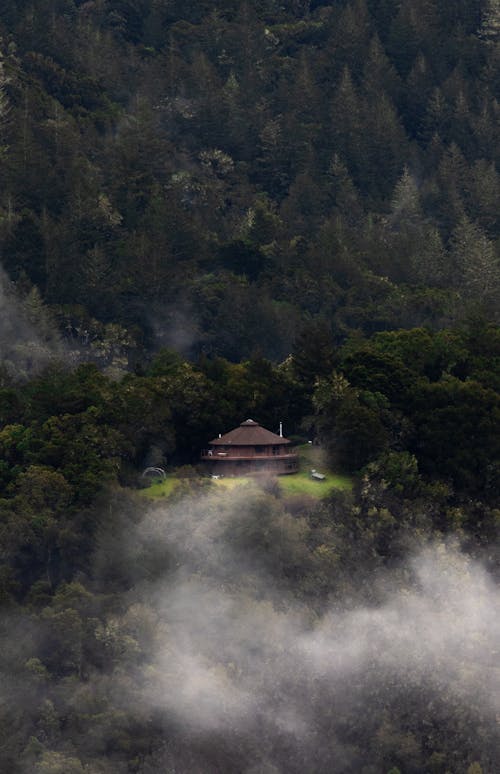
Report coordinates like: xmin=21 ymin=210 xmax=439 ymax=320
xmin=201 ymin=450 xmax=298 ymax=462
xmin=200 ymin=449 xmax=299 ymax=475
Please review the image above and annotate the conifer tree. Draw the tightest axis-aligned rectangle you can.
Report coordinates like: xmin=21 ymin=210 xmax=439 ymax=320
xmin=479 ymin=0 xmax=500 ymax=45
xmin=450 ymin=215 xmax=500 ymax=309
xmin=362 ymin=33 xmax=402 ymax=103
xmin=387 ymin=0 xmax=420 ymax=76
xmin=363 ymin=92 xmax=408 ymax=200
xmin=286 ymin=52 xmax=322 ymax=173
xmin=390 ymin=165 xmax=422 ymax=226
xmin=410 ymin=227 xmax=449 ymax=286
xmin=325 ymin=154 xmax=362 ymax=224
xmin=471 ymin=98 xmax=499 ymax=159
xmin=330 ymin=66 xmax=364 ymax=177
xmin=466 ymin=159 xmax=500 ymax=234
xmin=405 ymin=52 xmax=433 ymax=136
xmin=434 ymin=142 xmax=469 ymax=231
xmin=326 ymin=0 xmax=373 ymax=79
xmin=421 ymin=87 xmax=450 ymax=144
xmin=0 ymin=46 xmax=10 ymax=161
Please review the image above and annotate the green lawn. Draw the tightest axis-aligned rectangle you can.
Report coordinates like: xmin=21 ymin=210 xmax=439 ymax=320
xmin=140 ymin=475 xmax=180 ymax=498
xmin=212 ymin=476 xmax=253 ymax=490
xmin=275 ymin=443 xmax=352 ymax=496
xmin=140 ymin=445 xmax=352 ymax=500
xmin=276 ymin=469 xmax=352 ymax=497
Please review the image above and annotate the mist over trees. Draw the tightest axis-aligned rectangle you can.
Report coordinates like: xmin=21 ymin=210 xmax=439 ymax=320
xmin=0 ymin=1 xmax=499 ymax=772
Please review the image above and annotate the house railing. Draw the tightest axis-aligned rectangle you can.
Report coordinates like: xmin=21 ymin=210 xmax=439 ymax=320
xmin=201 ymin=449 xmax=298 ymax=461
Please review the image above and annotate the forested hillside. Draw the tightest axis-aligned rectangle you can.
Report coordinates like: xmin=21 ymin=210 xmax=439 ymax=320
xmin=0 ymin=0 xmax=499 ymax=358
xmin=0 ymin=2 xmax=499 ymax=773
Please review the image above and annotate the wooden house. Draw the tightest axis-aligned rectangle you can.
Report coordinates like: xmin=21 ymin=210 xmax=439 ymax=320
xmin=201 ymin=419 xmax=299 ymax=476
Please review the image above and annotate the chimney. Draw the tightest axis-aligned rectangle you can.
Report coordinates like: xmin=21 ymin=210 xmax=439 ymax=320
xmin=279 ymin=422 xmax=283 ymax=438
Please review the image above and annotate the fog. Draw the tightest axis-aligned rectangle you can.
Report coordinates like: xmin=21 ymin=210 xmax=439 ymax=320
xmin=0 ymin=266 xmax=63 ymax=378
xmin=0 ymin=474 xmax=498 ymax=771
xmin=149 ymin=299 xmax=201 ymax=357
xmin=88 ymin=488 xmax=500 ymax=771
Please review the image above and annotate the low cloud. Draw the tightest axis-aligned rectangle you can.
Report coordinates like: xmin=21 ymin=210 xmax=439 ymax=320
xmin=149 ymin=301 xmax=201 ymax=358
xmin=2 ymin=487 xmax=498 ymax=771
xmin=0 ymin=267 xmax=63 ymax=379
xmin=92 ymin=490 xmax=500 ymax=770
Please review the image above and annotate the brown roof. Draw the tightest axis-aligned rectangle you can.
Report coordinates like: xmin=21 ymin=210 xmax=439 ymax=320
xmin=210 ymin=419 xmax=291 ymax=446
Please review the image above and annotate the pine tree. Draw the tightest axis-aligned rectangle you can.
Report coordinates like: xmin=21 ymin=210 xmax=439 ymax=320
xmin=471 ymin=98 xmax=499 ymax=159
xmin=221 ymin=72 xmax=248 ymax=156
xmin=435 ymin=142 xmax=469 ymax=230
xmin=293 ymin=319 xmax=336 ymax=385
xmin=326 ymin=0 xmax=373 ymax=79
xmin=256 ymin=117 xmax=290 ymax=197
xmin=479 ymin=0 xmax=500 ymax=45
xmin=0 ymin=46 xmax=10 ymax=161
xmin=362 ymin=33 xmax=402 ymax=103
xmin=390 ymin=165 xmax=422 ymax=226
xmin=363 ymin=92 xmax=409 ymax=201
xmin=478 ymin=2 xmax=500 ymax=103
xmin=387 ymin=0 xmax=420 ymax=76
xmin=449 ymin=88 xmax=474 ymax=155
xmin=286 ymin=52 xmax=323 ymax=173
xmin=330 ymin=67 xmax=364 ymax=177
xmin=421 ymin=87 xmax=450 ymax=144
xmin=280 ymin=171 xmax=325 ymax=237
xmin=410 ymin=226 xmax=449 ymax=286
xmin=405 ymin=52 xmax=433 ymax=136
xmin=450 ymin=215 xmax=500 ymax=309
xmin=325 ymin=154 xmax=362 ymax=224
xmin=466 ymin=159 xmax=500 ymax=234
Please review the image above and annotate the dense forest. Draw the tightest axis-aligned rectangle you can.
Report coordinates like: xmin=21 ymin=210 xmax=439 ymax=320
xmin=0 ymin=1 xmax=499 ymax=772
xmin=0 ymin=0 xmax=499 ymax=359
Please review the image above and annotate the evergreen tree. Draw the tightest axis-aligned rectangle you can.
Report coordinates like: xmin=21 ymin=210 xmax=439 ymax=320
xmin=410 ymin=226 xmax=449 ymax=286
xmin=330 ymin=66 xmax=364 ymax=179
xmin=293 ymin=319 xmax=336 ymax=385
xmin=327 ymin=0 xmax=373 ymax=79
xmin=421 ymin=87 xmax=450 ymax=144
xmin=363 ymin=92 xmax=408 ymax=201
xmin=387 ymin=0 xmax=420 ymax=76
xmin=479 ymin=0 xmax=500 ymax=45
xmin=405 ymin=52 xmax=433 ymax=136
xmin=325 ymin=154 xmax=363 ymax=224
xmin=450 ymin=215 xmax=500 ymax=310
xmin=434 ymin=142 xmax=469 ymax=232
xmin=362 ymin=33 xmax=402 ymax=103
xmin=466 ymin=158 xmax=500 ymax=235
xmin=390 ymin=165 xmax=422 ymax=226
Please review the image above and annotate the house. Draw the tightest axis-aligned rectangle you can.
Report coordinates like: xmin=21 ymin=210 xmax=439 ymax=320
xmin=201 ymin=419 xmax=299 ymax=476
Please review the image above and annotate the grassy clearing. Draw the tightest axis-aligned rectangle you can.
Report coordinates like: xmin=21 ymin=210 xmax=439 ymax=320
xmin=210 ymin=469 xmax=351 ymax=498
xmin=140 ymin=444 xmax=352 ymax=500
xmin=140 ymin=475 xmax=180 ymax=499
xmin=277 ymin=470 xmax=352 ymax=497
xmin=212 ymin=476 xmax=253 ymax=490
xmin=276 ymin=444 xmax=352 ymax=496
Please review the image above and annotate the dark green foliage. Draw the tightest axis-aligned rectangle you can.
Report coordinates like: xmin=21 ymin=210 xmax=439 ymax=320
xmin=311 ymin=325 xmax=500 ymax=489
xmin=0 ymin=0 xmax=498 ymax=357
xmin=0 ymin=5 xmax=499 ymax=771
xmin=410 ymin=377 xmax=500 ymax=491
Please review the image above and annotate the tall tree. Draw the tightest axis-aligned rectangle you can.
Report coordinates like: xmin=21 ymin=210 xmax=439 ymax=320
xmin=479 ymin=0 xmax=500 ymax=45
xmin=362 ymin=33 xmax=402 ymax=104
xmin=450 ymin=215 xmax=500 ymax=312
